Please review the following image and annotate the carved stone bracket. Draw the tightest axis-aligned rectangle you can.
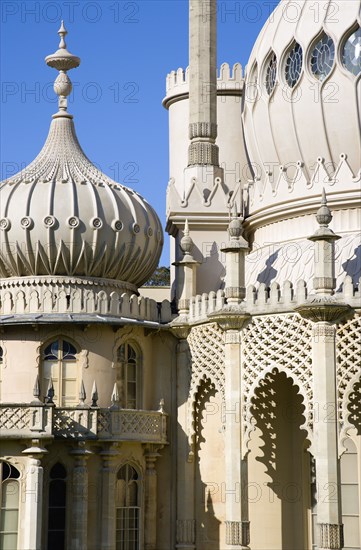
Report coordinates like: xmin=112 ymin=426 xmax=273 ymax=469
xmin=295 ymin=298 xmax=352 ymax=324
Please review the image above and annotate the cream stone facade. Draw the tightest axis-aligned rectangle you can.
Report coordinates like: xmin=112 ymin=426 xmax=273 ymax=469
xmin=0 ymin=1 xmax=360 ymax=550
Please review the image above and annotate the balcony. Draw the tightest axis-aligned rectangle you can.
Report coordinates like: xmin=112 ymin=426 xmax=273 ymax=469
xmin=0 ymin=404 xmax=167 ymax=444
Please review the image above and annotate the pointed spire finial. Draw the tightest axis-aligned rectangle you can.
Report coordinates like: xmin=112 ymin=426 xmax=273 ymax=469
xmin=78 ymin=379 xmax=87 ymax=407
xmin=58 ymin=20 xmax=67 ymax=49
xmin=45 ymin=378 xmax=55 ymax=405
xmin=110 ymin=382 xmax=120 ymax=409
xmin=45 ymin=22 xmax=80 ymax=118
xmin=91 ymin=381 xmax=99 ymax=407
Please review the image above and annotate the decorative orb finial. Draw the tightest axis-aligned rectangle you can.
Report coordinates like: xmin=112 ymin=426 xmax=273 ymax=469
xmin=45 ymin=22 xmax=80 ymax=117
xmin=180 ymin=219 xmax=194 ymax=258
xmin=228 ymin=202 xmax=243 ymax=240
xmin=316 ymin=188 xmax=332 ymax=227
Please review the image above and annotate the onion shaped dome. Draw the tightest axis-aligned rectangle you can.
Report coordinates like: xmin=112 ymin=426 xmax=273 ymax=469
xmin=243 ymin=0 xmax=361 ymax=211
xmin=0 ymin=23 xmax=163 ymax=288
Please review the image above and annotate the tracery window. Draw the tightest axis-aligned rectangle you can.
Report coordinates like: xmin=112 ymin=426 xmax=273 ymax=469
xmin=265 ymin=52 xmax=277 ymax=94
xmin=47 ymin=463 xmax=67 ymax=550
xmin=310 ymin=34 xmax=335 ymax=80
xmin=116 ymin=464 xmax=140 ymax=550
xmin=116 ymin=343 xmax=140 ymax=409
xmin=43 ymin=339 xmax=78 ymax=406
xmin=342 ymin=26 xmax=361 ymax=76
xmin=0 ymin=461 xmax=20 ymax=550
xmin=285 ymin=42 xmax=303 ymax=87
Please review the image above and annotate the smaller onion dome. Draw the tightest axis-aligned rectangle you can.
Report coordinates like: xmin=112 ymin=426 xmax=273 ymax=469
xmin=0 ymin=23 xmax=163 ymax=287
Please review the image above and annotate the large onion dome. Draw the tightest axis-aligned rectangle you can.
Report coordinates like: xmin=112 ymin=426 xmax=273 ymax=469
xmin=0 ymin=23 xmax=163 ymax=288
xmin=243 ymin=0 xmax=361 ymax=213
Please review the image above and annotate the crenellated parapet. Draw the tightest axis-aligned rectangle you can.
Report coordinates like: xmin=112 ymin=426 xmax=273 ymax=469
xmin=187 ymin=276 xmax=360 ymax=323
xmin=164 ymin=62 xmax=243 ymax=107
xmin=0 ymin=276 xmax=173 ymax=324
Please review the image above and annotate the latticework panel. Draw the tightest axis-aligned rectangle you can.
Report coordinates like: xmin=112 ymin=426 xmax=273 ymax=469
xmin=187 ymin=323 xmax=225 ymax=446
xmin=188 ymin=323 xmax=225 ymax=402
xmin=337 ymin=314 xmax=361 ymax=453
xmin=241 ymin=314 xmax=313 ymax=456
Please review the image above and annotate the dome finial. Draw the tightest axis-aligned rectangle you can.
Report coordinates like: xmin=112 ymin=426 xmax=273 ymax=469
xmin=58 ymin=20 xmax=67 ymax=49
xmin=45 ymin=22 xmax=80 ymax=118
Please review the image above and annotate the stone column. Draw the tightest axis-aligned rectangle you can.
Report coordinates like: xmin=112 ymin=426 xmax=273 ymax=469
xmin=100 ymin=444 xmax=119 ymax=550
xmin=171 ymin=330 xmax=196 ymax=550
xmin=212 ymin=206 xmax=250 ymax=548
xmin=69 ymin=441 xmax=92 ymax=550
xmin=143 ymin=444 xmax=162 ymax=550
xmin=22 ymin=439 xmax=48 ymax=550
xmin=296 ymin=191 xmax=351 ymax=550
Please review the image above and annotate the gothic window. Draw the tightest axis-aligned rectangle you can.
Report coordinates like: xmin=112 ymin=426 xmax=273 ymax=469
xmin=43 ymin=339 xmax=78 ymax=406
xmin=340 ymin=438 xmax=360 ymax=549
xmin=0 ymin=461 xmax=20 ymax=550
xmin=116 ymin=344 xmax=140 ymax=409
xmin=47 ymin=463 xmax=67 ymax=550
xmin=116 ymin=464 xmax=140 ymax=550
xmin=310 ymin=34 xmax=335 ymax=80
xmin=285 ymin=42 xmax=303 ymax=87
xmin=342 ymin=26 xmax=361 ymax=76
xmin=265 ymin=52 xmax=277 ymax=94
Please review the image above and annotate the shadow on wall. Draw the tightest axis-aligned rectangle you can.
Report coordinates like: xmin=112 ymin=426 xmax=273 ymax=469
xmin=251 ymin=370 xmax=310 ymax=550
xmin=256 ymin=249 xmax=280 ymax=286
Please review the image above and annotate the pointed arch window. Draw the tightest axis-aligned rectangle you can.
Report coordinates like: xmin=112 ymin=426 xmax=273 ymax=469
xmin=43 ymin=339 xmax=78 ymax=406
xmin=265 ymin=52 xmax=277 ymax=95
xmin=342 ymin=26 xmax=361 ymax=76
xmin=340 ymin=438 xmax=360 ymax=549
xmin=310 ymin=34 xmax=335 ymax=80
xmin=285 ymin=42 xmax=303 ymax=87
xmin=47 ymin=463 xmax=67 ymax=550
xmin=0 ymin=461 xmax=20 ymax=550
xmin=116 ymin=343 xmax=140 ymax=409
xmin=116 ymin=464 xmax=140 ymax=550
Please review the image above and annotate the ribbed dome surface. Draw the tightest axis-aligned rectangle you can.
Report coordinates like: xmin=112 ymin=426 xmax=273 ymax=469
xmin=243 ymin=0 xmax=361 ymax=187
xmin=0 ymin=116 xmax=163 ymax=286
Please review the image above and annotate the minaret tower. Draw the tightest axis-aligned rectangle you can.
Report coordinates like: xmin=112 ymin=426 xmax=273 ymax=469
xmin=165 ymin=0 xmax=247 ymax=297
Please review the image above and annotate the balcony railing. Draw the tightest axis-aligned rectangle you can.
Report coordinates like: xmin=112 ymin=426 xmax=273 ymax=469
xmin=0 ymin=404 xmax=167 ymax=444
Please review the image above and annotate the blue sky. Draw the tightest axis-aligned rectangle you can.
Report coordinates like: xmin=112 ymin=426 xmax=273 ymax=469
xmin=1 ymin=0 xmax=276 ymax=265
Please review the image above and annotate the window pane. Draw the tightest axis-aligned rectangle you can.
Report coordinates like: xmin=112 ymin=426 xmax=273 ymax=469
xmin=0 ymin=533 xmax=18 ymax=550
xmin=2 ymin=480 xmax=19 ymax=508
xmin=48 ymin=508 xmax=66 ymax=530
xmin=47 ymin=531 xmax=65 ymax=550
xmin=50 ymin=463 xmax=66 ymax=480
xmin=62 ymin=362 xmax=77 ymax=379
xmin=341 ymin=453 xmax=358 ymax=483
xmin=341 ymin=485 xmax=359 ymax=515
xmin=44 ymin=341 xmax=59 ymax=360
xmin=343 ymin=516 xmax=360 ymax=547
xmin=49 ymin=480 xmax=66 ymax=506
xmin=0 ymin=509 xmax=18 ymax=532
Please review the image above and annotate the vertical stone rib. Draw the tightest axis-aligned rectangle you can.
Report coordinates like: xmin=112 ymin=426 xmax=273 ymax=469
xmin=188 ymin=0 xmax=219 ymax=166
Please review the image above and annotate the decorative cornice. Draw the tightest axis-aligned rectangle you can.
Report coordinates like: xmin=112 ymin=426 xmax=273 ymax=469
xmin=208 ymin=305 xmax=250 ymax=331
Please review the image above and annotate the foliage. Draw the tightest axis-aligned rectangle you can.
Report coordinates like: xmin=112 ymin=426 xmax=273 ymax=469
xmin=144 ymin=266 xmax=170 ymax=287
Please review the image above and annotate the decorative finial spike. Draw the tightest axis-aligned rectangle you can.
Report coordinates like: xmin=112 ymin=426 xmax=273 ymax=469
xmin=184 ymin=219 xmax=189 ymax=236
xmin=58 ymin=20 xmax=67 ymax=49
xmin=33 ymin=375 xmax=40 ymax=399
xmin=110 ymin=382 xmax=120 ymax=409
xmin=231 ymin=201 xmax=238 ymax=219
xmin=78 ymin=379 xmax=86 ymax=406
xmin=91 ymin=381 xmax=99 ymax=408
xmin=45 ymin=378 xmax=55 ymax=405
xmin=45 ymin=22 xmax=80 ymax=117
xmin=321 ymin=187 xmax=327 ymax=205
